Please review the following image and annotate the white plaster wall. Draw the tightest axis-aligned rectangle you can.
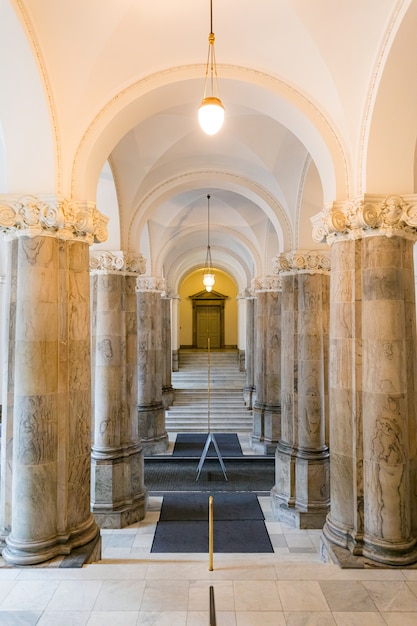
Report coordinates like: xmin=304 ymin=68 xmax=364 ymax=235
xmin=91 ymin=160 xmax=121 ymax=251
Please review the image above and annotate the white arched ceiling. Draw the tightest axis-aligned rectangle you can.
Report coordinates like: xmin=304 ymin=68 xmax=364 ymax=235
xmin=148 ymin=190 xmax=267 ymax=282
xmin=4 ymin=1 xmax=415 ymax=291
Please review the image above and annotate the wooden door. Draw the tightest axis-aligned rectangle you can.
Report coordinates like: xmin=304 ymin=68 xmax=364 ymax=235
xmin=196 ymin=305 xmax=221 ymax=348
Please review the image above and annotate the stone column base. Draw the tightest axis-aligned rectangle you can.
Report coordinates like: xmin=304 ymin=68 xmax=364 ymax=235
xmin=271 ymin=488 xmax=328 ymax=529
xmin=321 ymin=520 xmax=417 ymax=568
xmin=138 ymin=405 xmax=168 ymax=455
xmin=93 ymin=495 xmax=147 ymax=529
xmin=250 ymin=435 xmax=277 ymax=455
xmin=162 ymin=386 xmax=175 ymax=409
xmin=141 ymin=433 xmax=169 ymax=455
xmin=2 ymin=516 xmax=100 ymax=566
xmin=243 ymin=386 xmax=255 ymax=409
xmin=320 ymin=533 xmax=368 ymax=568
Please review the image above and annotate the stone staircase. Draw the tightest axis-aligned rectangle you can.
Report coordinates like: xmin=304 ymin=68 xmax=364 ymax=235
xmin=165 ymin=350 xmax=253 ymax=433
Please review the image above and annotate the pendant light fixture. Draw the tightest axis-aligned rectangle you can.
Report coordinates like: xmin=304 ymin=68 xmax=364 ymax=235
xmin=203 ymin=194 xmax=215 ymax=292
xmin=198 ymin=0 xmax=225 ymax=135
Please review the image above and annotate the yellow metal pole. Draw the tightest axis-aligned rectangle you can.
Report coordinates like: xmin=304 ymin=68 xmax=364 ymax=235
xmin=209 ymin=495 xmax=214 ymax=571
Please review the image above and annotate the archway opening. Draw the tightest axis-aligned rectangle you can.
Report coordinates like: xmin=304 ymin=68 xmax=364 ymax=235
xmin=178 ymin=268 xmax=238 ymax=350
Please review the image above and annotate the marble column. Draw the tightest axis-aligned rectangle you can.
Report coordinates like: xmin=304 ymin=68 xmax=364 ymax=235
xmin=313 ymin=194 xmax=417 ymax=566
xmin=252 ymin=276 xmax=282 ymax=455
xmin=0 ymin=194 xmax=107 ymax=566
xmin=243 ymin=290 xmax=256 ymax=410
xmin=161 ymin=293 xmax=174 ymax=409
xmin=90 ymin=251 xmax=147 ymax=528
xmin=136 ymin=277 xmax=168 ymax=455
xmin=0 ymin=273 xmax=5 ymax=424
xmin=271 ymin=250 xmax=330 ymax=528
xmin=0 ymin=246 xmax=14 ymax=550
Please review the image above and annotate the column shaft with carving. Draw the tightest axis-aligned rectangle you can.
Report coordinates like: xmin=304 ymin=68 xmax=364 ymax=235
xmin=252 ymin=277 xmax=282 ymax=454
xmin=137 ymin=277 xmax=168 ymax=454
xmin=90 ymin=251 xmax=147 ymax=528
xmin=0 ymin=243 xmax=15 ymax=549
xmin=271 ymin=251 xmax=330 ymax=528
xmin=313 ymin=194 xmax=417 ymax=566
xmin=0 ymin=194 xmax=107 ymax=566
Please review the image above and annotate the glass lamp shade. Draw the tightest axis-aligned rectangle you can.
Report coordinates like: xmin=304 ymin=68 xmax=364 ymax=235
xmin=198 ymin=97 xmax=225 ymax=135
xmin=203 ymin=272 xmax=215 ymax=292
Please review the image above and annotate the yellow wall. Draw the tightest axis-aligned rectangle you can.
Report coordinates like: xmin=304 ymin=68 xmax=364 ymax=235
xmin=179 ymin=269 xmax=238 ymax=347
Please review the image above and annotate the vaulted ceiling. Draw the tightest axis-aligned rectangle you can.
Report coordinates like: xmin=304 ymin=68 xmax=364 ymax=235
xmin=1 ymin=0 xmax=417 ymax=291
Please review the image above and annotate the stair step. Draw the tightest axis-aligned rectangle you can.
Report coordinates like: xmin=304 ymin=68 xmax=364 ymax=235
xmin=167 ymin=349 xmax=252 ymax=433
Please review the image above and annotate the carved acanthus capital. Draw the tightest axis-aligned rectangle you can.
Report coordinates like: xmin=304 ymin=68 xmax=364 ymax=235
xmin=89 ymin=250 xmax=146 ymax=275
xmin=237 ymin=287 xmax=254 ymax=299
xmin=0 ymin=195 xmax=108 ymax=244
xmin=311 ymin=194 xmax=417 ymax=244
xmin=272 ymin=249 xmax=331 ymax=274
xmin=136 ymin=276 xmax=167 ymax=294
xmin=251 ymin=275 xmax=282 ymax=293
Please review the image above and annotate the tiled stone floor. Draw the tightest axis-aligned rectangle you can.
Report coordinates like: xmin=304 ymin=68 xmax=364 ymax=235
xmin=0 ymin=434 xmax=416 ymax=624
xmin=0 ymin=496 xmax=417 ymax=625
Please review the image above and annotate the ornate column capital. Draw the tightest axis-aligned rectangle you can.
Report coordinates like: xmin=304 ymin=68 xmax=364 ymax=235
xmin=251 ymin=275 xmax=282 ymax=293
xmin=0 ymin=194 xmax=108 ymax=244
xmin=237 ymin=287 xmax=256 ymax=299
xmin=136 ymin=276 xmax=167 ymax=294
xmin=272 ymin=249 xmax=331 ymax=274
xmin=311 ymin=194 xmax=417 ymax=245
xmin=89 ymin=250 xmax=146 ymax=275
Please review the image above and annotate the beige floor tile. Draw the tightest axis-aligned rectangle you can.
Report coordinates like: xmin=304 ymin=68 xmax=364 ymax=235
xmin=235 ymin=611 xmax=286 ymax=625
xmin=187 ymin=610 xmax=237 ymax=625
xmin=93 ymin=579 xmax=145 ymax=611
xmin=188 ymin=580 xmax=234 ymax=611
xmin=363 ymin=580 xmax=417 ymax=612
xmin=275 ymin=563 xmax=343 ymax=581
xmin=86 ymin=611 xmax=139 ymax=626
xmin=47 ymin=580 xmax=103 ymax=612
xmin=36 ymin=611 xmax=90 ymax=626
xmin=332 ymin=612 xmax=386 ymax=625
xmin=285 ymin=612 xmax=337 ymax=625
xmin=136 ymin=610 xmax=187 ymax=625
xmin=278 ymin=580 xmax=330 ymax=612
xmin=132 ymin=534 xmax=154 ymax=548
xmin=1 ymin=580 xmax=60 ymax=611
xmin=382 ymin=612 xmax=417 ymax=625
xmin=233 ymin=580 xmax=282 ymax=611
xmin=319 ymin=580 xmax=377 ymax=612
xmin=141 ymin=580 xmax=189 ymax=611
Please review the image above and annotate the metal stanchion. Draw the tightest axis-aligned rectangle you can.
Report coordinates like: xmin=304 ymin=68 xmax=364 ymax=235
xmin=209 ymin=585 xmax=217 ymax=625
xmin=196 ymin=338 xmax=228 ymax=481
xmin=209 ymin=495 xmax=214 ymax=571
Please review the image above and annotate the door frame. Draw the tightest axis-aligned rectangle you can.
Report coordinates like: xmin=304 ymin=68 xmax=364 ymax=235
xmin=190 ymin=290 xmax=227 ymax=349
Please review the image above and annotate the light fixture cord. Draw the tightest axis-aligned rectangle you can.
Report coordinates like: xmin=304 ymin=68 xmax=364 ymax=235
xmin=202 ymin=0 xmax=219 ymax=101
xmin=206 ymin=194 xmax=212 ymax=271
